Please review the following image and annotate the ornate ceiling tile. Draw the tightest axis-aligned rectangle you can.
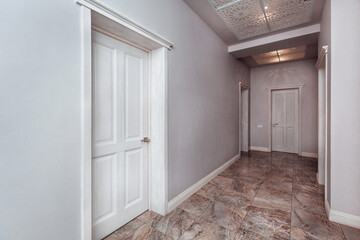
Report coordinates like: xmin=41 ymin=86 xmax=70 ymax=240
xmin=217 ymin=0 xmax=264 ymax=26
xmin=208 ymin=0 xmax=313 ymax=41
xmin=267 ymin=3 xmax=312 ymax=31
xmin=230 ymin=17 xmax=268 ymax=40
xmin=208 ymin=0 xmax=236 ymax=9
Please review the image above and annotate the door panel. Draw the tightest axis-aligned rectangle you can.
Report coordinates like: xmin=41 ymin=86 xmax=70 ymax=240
xmin=92 ymin=154 xmax=117 ymax=224
xmin=124 ymin=54 xmax=143 ymax=141
xmin=92 ymin=31 xmax=149 ymax=240
xmin=92 ymin=43 xmax=117 ymax=147
xmin=272 ymin=89 xmax=299 ymax=153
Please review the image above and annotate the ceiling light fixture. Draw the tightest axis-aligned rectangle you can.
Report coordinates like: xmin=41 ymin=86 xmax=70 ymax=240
xmin=264 ymin=6 xmax=268 ymax=9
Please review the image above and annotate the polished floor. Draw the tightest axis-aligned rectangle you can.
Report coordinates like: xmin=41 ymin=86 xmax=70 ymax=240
xmin=105 ymin=151 xmax=360 ymax=240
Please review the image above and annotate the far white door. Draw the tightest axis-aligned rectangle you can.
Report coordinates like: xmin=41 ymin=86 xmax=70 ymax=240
xmin=91 ymin=31 xmax=149 ymax=240
xmin=271 ymin=89 xmax=299 ymax=154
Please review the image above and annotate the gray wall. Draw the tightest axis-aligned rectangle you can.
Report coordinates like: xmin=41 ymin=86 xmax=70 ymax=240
xmin=250 ymin=59 xmax=318 ymax=154
xmin=0 ymin=1 xmax=249 ymax=239
xmin=331 ymin=0 xmax=360 ymax=217
xmin=318 ymin=0 xmax=332 ymax=205
xmin=98 ymin=0 xmax=250 ymax=200
xmin=0 ymin=1 xmax=82 ymax=239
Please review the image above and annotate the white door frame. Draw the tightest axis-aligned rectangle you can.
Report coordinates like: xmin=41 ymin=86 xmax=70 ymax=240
xmin=239 ymin=82 xmax=249 ymax=155
xmin=77 ymin=1 xmax=173 ymax=239
xmin=315 ymin=46 xmax=329 ymax=200
xmin=267 ymin=85 xmax=303 ymax=155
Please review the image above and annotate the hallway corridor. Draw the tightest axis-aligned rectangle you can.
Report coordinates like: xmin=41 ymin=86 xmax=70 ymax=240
xmin=105 ymin=151 xmax=359 ymax=240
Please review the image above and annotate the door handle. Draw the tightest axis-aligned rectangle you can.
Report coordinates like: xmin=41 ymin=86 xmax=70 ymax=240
xmin=141 ymin=137 xmax=151 ymax=143
xmin=273 ymin=123 xmax=279 ymax=127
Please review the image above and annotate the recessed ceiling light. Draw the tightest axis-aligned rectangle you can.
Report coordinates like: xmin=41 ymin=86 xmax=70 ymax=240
xmin=264 ymin=6 xmax=268 ymax=9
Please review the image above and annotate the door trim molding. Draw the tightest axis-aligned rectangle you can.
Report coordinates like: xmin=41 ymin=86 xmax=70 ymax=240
xmin=76 ymin=0 xmax=173 ymax=50
xmin=167 ymin=154 xmax=240 ymax=213
xmin=316 ymin=45 xmax=329 ymax=205
xmin=239 ymin=82 xmax=249 ymax=154
xmin=78 ymin=3 xmax=171 ymax=239
xmin=268 ymin=85 xmax=303 ymax=155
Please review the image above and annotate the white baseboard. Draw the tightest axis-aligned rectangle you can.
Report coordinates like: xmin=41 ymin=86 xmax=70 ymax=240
xmin=325 ymin=199 xmax=331 ymax=217
xmin=249 ymin=146 xmax=270 ymax=152
xmin=167 ymin=154 xmax=240 ymax=213
xmin=316 ymin=173 xmax=324 ymax=185
xmin=325 ymin=199 xmax=360 ymax=229
xmin=301 ymin=152 xmax=318 ymax=158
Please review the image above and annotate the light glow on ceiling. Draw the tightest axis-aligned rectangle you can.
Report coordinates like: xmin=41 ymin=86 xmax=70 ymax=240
xmin=252 ymin=45 xmax=307 ymax=65
xmin=209 ymin=0 xmax=313 ymax=40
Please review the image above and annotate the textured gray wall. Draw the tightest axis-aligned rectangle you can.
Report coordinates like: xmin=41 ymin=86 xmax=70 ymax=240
xmin=250 ymin=59 xmax=318 ymax=154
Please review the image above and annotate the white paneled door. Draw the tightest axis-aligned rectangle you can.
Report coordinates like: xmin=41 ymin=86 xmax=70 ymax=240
xmin=91 ymin=31 xmax=149 ymax=240
xmin=271 ymin=89 xmax=299 ymax=154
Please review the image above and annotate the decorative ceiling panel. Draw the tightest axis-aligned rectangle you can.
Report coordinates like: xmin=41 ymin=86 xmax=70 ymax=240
xmin=254 ymin=56 xmax=279 ymax=65
xmin=279 ymin=52 xmax=305 ymax=61
xmin=217 ymin=0 xmax=263 ymax=26
xmin=209 ymin=0 xmax=236 ymax=9
xmin=263 ymin=0 xmax=312 ymax=14
xmin=267 ymin=3 xmax=312 ymax=31
xmin=230 ymin=17 xmax=268 ymax=40
xmin=277 ymin=45 xmax=306 ymax=55
xmin=251 ymin=45 xmax=307 ymax=65
xmin=253 ymin=51 xmax=278 ymax=58
xmin=208 ymin=0 xmax=313 ymax=41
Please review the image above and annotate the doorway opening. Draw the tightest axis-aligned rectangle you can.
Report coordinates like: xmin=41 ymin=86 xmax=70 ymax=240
xmin=239 ymin=82 xmax=250 ymax=156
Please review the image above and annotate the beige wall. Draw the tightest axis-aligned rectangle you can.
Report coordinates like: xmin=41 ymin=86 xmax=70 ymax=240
xmin=250 ymin=59 xmax=318 ymax=154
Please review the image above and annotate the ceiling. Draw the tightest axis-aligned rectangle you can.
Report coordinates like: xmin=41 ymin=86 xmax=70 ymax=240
xmin=184 ymin=0 xmax=325 ymax=45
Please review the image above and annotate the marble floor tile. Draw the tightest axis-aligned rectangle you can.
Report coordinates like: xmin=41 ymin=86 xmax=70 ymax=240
xmin=142 ymin=228 xmax=172 ymax=240
xmin=265 ymin=167 xmax=293 ymax=180
xmin=293 ymin=171 xmax=317 ymax=185
xmin=136 ymin=211 xmax=162 ymax=225
xmin=200 ymin=201 xmax=243 ymax=231
xmin=219 ymin=168 xmax=243 ymax=179
xmin=228 ymin=179 xmax=261 ymax=197
xmin=178 ymin=217 xmax=236 ymax=240
xmin=209 ymin=175 xmax=234 ymax=189
xmin=262 ymin=176 xmax=292 ymax=194
xmin=291 ymin=208 xmax=345 ymax=240
xmin=241 ymin=206 xmax=291 ymax=239
xmin=150 ymin=208 xmax=198 ymax=240
xmin=105 ymin=151 xmax=356 ymax=240
xmin=234 ymin=227 xmax=264 ymax=240
xmin=214 ymin=188 xmax=252 ymax=218
xmin=341 ymin=225 xmax=360 ymax=240
xmin=237 ymin=174 xmax=264 ymax=185
xmin=196 ymin=182 xmax=223 ymax=200
xmin=252 ymin=185 xmax=292 ymax=212
xmin=292 ymin=190 xmax=327 ymax=217
xmin=104 ymin=218 xmax=151 ymax=240
xmin=293 ymin=181 xmax=324 ymax=196
xmin=178 ymin=194 xmax=212 ymax=216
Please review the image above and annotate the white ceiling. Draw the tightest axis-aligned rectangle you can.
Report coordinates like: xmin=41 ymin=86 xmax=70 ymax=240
xmin=184 ymin=0 xmax=325 ymax=45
